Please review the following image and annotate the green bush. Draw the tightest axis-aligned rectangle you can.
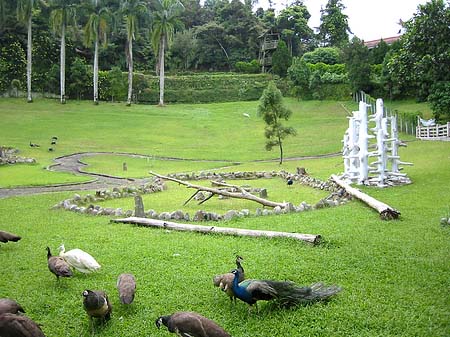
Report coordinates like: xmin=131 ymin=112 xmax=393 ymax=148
xmin=428 ymin=81 xmax=450 ymax=122
xmin=235 ymin=59 xmax=260 ymax=73
xmin=301 ymin=47 xmax=342 ymax=65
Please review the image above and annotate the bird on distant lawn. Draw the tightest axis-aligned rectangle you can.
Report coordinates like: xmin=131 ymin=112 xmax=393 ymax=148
xmin=117 ymin=273 xmax=136 ymax=304
xmin=230 ymin=269 xmax=341 ymax=309
xmin=51 ymin=136 xmax=58 ymax=141
xmin=0 ymin=231 xmax=21 ymax=244
xmin=155 ymin=312 xmax=231 ymax=337
xmin=48 ymin=148 xmax=54 ymax=152
xmin=46 ymin=247 xmax=73 ymax=280
xmin=29 ymin=142 xmax=40 ymax=148
xmin=82 ymin=290 xmax=112 ymax=329
xmin=0 ymin=299 xmax=25 ymax=315
xmin=213 ymin=255 xmax=245 ymax=303
xmin=58 ymin=244 xmax=101 ymax=273
xmin=0 ymin=313 xmax=45 ymax=337
xmin=287 ymin=178 xmax=294 ymax=186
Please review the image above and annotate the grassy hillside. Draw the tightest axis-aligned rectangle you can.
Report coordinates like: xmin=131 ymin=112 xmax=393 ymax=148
xmin=0 ymin=98 xmax=449 ymax=337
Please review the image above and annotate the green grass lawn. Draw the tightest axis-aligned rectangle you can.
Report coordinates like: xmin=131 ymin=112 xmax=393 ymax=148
xmin=0 ymin=98 xmax=449 ymax=337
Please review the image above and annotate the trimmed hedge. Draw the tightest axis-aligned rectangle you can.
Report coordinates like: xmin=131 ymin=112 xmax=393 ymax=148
xmin=99 ymin=72 xmax=274 ymax=104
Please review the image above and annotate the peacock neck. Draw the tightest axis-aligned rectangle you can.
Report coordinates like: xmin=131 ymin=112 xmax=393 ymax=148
xmin=232 ymin=271 xmax=252 ymax=304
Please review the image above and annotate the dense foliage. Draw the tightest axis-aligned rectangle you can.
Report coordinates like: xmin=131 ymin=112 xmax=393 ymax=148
xmin=0 ymin=0 xmax=449 ymax=118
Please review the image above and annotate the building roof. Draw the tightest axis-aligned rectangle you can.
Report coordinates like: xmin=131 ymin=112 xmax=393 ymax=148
xmin=364 ymin=35 xmax=401 ymax=49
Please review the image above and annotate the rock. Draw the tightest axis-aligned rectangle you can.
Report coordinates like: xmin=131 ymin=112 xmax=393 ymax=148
xmin=223 ymin=210 xmax=238 ymax=220
xmin=240 ymin=209 xmax=250 ymax=216
xmin=259 ymin=188 xmax=268 ymax=198
xmin=171 ymin=210 xmax=185 ymax=220
xmin=193 ymin=210 xmax=207 ymax=221
xmin=134 ymin=195 xmax=145 ymax=217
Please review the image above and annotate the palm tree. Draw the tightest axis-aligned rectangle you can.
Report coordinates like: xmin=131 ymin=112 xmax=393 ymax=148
xmin=84 ymin=0 xmax=112 ymax=105
xmin=17 ymin=0 xmax=38 ymax=103
xmin=120 ymin=0 xmax=148 ymax=106
xmin=49 ymin=0 xmax=77 ymax=104
xmin=151 ymin=0 xmax=184 ymax=106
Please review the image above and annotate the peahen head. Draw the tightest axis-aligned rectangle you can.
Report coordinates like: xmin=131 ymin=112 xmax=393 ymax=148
xmin=155 ymin=315 xmax=169 ymax=329
xmin=58 ymin=244 xmax=65 ymax=253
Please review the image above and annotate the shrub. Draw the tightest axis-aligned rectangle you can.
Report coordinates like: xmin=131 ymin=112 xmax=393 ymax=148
xmin=301 ymin=47 xmax=341 ymax=65
xmin=428 ymin=81 xmax=450 ymax=123
xmin=235 ymin=60 xmax=260 ymax=73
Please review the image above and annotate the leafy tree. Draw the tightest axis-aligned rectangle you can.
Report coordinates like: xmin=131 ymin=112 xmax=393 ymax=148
xmin=48 ymin=0 xmax=78 ymax=104
xmin=343 ymin=36 xmax=371 ymax=92
xmin=385 ymin=0 xmax=450 ymax=102
xmin=271 ymin=40 xmax=291 ymax=77
xmin=428 ymin=82 xmax=450 ymax=122
xmin=0 ymin=38 xmax=26 ymax=93
xmin=369 ymin=39 xmax=389 ymax=64
xmin=68 ymin=57 xmax=91 ymax=99
xmin=17 ymin=0 xmax=39 ymax=102
xmin=257 ymin=81 xmax=296 ymax=165
xmin=108 ymin=66 xmax=125 ymax=102
xmin=276 ymin=2 xmax=314 ymax=56
xmin=216 ymin=0 xmax=263 ymax=63
xmin=151 ymin=0 xmax=184 ymax=106
xmin=287 ymin=57 xmax=310 ymax=96
xmin=318 ymin=0 xmax=350 ymax=47
xmin=169 ymin=29 xmax=197 ymax=71
xmin=194 ymin=22 xmax=229 ymax=71
xmin=83 ymin=0 xmax=112 ymax=104
xmin=121 ymin=0 xmax=148 ymax=106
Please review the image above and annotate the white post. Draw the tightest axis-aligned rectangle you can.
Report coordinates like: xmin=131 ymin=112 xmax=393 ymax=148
xmin=357 ymin=101 xmax=370 ymax=185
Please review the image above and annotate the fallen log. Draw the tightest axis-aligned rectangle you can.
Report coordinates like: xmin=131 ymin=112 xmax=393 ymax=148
xmin=331 ymin=174 xmax=400 ymax=220
xmin=111 ymin=217 xmax=321 ymax=245
xmin=150 ymin=171 xmax=287 ymax=209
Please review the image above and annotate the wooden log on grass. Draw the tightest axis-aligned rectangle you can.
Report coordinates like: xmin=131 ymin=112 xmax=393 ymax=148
xmin=331 ymin=174 xmax=400 ymax=220
xmin=111 ymin=217 xmax=321 ymax=245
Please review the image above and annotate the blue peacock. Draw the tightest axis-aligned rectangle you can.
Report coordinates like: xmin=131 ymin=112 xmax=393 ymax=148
xmin=230 ymin=269 xmax=342 ymax=308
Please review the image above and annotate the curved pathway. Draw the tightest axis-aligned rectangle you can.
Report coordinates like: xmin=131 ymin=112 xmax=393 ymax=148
xmin=0 ymin=151 xmax=340 ymax=199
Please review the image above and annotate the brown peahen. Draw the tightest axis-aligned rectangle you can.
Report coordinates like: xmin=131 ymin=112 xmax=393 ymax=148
xmin=0 ymin=231 xmax=21 ymax=244
xmin=46 ymin=247 xmax=73 ymax=280
xmin=0 ymin=313 xmax=45 ymax=337
xmin=82 ymin=290 xmax=112 ymax=326
xmin=0 ymin=299 xmax=25 ymax=315
xmin=156 ymin=311 xmax=231 ymax=337
xmin=213 ymin=255 xmax=244 ymax=302
xmin=117 ymin=273 xmax=136 ymax=304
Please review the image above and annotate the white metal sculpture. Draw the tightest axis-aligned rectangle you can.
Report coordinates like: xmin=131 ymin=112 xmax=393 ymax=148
xmin=341 ymin=98 xmax=412 ymax=187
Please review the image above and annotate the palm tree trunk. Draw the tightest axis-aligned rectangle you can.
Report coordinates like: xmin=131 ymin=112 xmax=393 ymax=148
xmin=60 ymin=23 xmax=66 ymax=104
xmin=93 ymin=38 xmax=99 ymax=105
xmin=158 ymin=36 xmax=165 ymax=106
xmin=126 ymin=38 xmax=133 ymax=106
xmin=26 ymin=14 xmax=32 ymax=103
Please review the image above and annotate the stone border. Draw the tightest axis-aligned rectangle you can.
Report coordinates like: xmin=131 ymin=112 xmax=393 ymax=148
xmin=52 ymin=171 xmax=353 ymax=221
xmin=0 ymin=146 xmax=36 ymax=165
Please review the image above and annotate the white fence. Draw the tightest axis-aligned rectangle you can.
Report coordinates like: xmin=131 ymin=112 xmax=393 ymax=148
xmin=416 ymin=122 xmax=450 ymax=140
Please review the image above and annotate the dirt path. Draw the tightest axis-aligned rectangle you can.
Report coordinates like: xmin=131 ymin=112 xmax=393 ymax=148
xmin=0 ymin=151 xmax=340 ymax=199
